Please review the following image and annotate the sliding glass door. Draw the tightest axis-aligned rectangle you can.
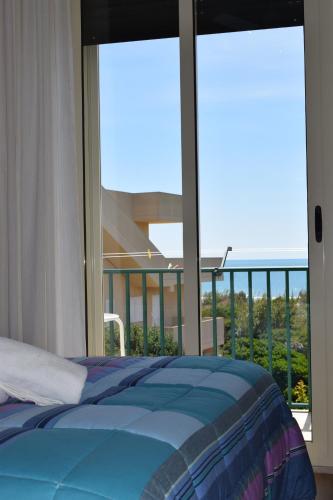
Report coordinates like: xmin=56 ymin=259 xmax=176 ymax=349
xmin=83 ymin=0 xmax=333 ymax=465
xmin=83 ymin=0 xmax=310 ymax=361
xmin=99 ymin=35 xmax=185 ymax=357
xmin=191 ymin=0 xmax=332 ymax=467
xmin=195 ymin=0 xmax=310 ymax=418
xmin=83 ymin=0 xmax=201 ymax=357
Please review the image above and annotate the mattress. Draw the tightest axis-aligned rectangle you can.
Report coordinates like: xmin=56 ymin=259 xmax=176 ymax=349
xmin=0 ymin=356 xmax=316 ymax=499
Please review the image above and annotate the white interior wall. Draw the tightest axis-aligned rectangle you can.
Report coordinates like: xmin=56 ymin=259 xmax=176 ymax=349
xmin=305 ymin=0 xmax=333 ymax=469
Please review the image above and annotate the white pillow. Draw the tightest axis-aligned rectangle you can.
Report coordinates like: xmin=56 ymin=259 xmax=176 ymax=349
xmin=0 ymin=388 xmax=8 ymax=404
xmin=0 ymin=337 xmax=87 ymax=406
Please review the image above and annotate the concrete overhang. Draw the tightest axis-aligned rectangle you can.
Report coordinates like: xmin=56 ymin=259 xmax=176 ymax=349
xmin=103 ymin=189 xmax=182 ymax=225
xmin=131 ymin=191 xmax=182 ymax=224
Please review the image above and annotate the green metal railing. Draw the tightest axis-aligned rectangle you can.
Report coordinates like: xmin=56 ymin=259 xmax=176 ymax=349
xmin=104 ymin=266 xmax=311 ymax=410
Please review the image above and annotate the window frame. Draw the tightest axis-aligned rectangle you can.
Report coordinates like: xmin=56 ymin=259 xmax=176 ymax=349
xmin=82 ymin=0 xmax=333 ymax=467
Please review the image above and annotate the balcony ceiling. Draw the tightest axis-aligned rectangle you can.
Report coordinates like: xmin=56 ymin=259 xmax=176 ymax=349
xmin=82 ymin=0 xmax=304 ymax=46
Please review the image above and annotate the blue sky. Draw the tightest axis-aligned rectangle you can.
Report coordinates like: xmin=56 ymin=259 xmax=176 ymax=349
xmin=99 ymin=27 xmax=307 ymax=261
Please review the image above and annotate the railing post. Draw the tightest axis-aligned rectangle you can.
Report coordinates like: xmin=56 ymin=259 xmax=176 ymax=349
xmin=125 ymin=272 xmax=131 ymax=355
xmin=212 ymin=270 xmax=218 ymax=355
xmin=248 ymin=271 xmax=254 ymax=362
xmin=108 ymin=272 xmax=115 ymax=354
xmin=159 ymin=272 xmax=165 ymax=355
xmin=230 ymin=271 xmax=236 ymax=358
xmin=177 ymin=271 xmax=183 ymax=355
xmin=142 ymin=273 xmax=148 ymax=356
xmin=266 ymin=271 xmax=272 ymax=374
xmin=285 ymin=271 xmax=292 ymax=406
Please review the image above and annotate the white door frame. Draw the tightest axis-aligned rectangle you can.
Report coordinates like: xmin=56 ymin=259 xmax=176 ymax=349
xmin=179 ymin=0 xmax=202 ymax=355
xmin=304 ymin=0 xmax=333 ymax=468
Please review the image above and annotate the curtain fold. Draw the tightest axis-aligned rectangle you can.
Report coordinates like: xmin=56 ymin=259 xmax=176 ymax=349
xmin=0 ymin=0 xmax=86 ymax=356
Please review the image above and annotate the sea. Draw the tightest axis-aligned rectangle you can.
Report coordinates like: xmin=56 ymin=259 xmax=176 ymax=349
xmin=202 ymin=259 xmax=308 ymax=298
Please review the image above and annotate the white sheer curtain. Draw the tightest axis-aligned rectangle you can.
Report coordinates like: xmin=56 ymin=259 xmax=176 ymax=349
xmin=0 ymin=0 xmax=86 ymax=356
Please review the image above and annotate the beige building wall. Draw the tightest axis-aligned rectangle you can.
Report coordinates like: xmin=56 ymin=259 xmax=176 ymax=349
xmin=102 ymin=187 xmax=224 ymax=353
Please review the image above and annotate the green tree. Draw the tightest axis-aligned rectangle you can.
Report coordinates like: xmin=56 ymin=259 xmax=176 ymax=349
xmin=105 ymin=324 xmax=178 ymax=356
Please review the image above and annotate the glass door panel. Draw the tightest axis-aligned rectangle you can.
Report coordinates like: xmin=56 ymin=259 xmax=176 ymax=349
xmin=195 ymin=1 xmax=311 ymax=424
xmin=98 ymin=16 xmax=186 ymax=356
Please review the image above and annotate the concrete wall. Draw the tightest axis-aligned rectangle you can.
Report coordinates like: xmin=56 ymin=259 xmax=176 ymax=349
xmin=103 ymin=273 xmax=184 ymax=328
xmin=166 ymin=318 xmax=224 ymax=355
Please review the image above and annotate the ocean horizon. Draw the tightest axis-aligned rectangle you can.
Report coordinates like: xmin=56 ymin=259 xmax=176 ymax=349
xmin=202 ymin=258 xmax=308 ymax=298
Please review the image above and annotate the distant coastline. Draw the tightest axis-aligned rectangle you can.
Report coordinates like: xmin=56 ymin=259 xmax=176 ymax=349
xmin=224 ymin=258 xmax=308 ymax=268
xmin=202 ymin=258 xmax=308 ymax=297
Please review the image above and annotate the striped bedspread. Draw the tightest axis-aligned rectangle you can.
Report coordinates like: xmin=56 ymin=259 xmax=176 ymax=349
xmin=0 ymin=356 xmax=315 ymax=499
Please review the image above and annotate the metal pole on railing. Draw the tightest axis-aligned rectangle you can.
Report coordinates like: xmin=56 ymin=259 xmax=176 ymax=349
xmin=221 ymin=246 xmax=233 ymax=268
xmin=219 ymin=246 xmax=232 ymax=281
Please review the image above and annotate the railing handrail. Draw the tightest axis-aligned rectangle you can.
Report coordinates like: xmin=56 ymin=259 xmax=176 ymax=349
xmin=104 ymin=265 xmax=309 ymax=274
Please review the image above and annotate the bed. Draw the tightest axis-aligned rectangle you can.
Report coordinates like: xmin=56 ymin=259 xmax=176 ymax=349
xmin=0 ymin=356 xmax=316 ymax=499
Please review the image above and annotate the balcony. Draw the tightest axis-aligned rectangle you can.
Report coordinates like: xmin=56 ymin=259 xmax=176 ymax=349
xmin=103 ymin=266 xmax=311 ymax=412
